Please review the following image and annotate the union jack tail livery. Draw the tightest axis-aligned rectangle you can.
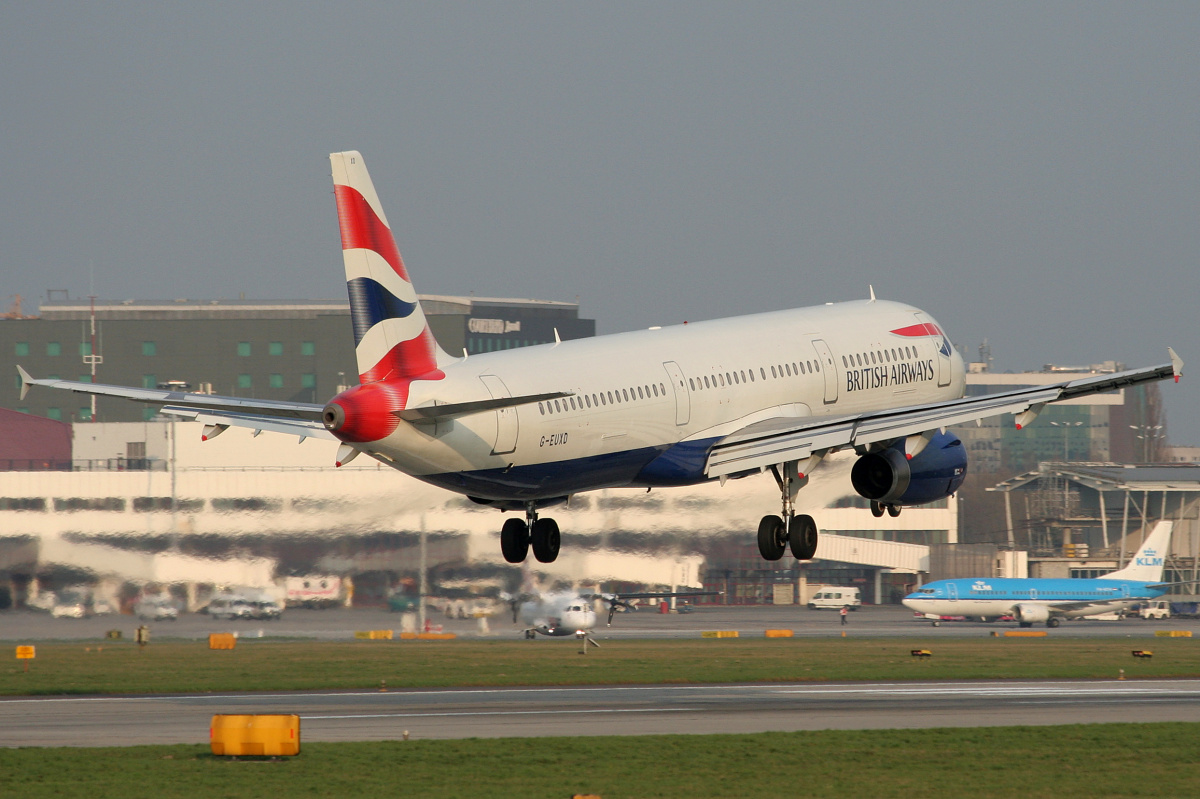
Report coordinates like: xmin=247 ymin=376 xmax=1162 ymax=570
xmin=330 ymin=151 xmax=449 ymax=384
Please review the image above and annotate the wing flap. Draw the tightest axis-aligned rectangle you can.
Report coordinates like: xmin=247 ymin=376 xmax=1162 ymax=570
xmin=161 ymin=407 xmax=337 ymax=441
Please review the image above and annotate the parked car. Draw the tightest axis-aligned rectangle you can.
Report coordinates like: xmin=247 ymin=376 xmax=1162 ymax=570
xmin=51 ymin=600 xmax=87 ymax=618
xmin=134 ymin=598 xmax=179 ymax=621
xmin=808 ymin=587 xmax=862 ymax=610
xmin=248 ymin=599 xmax=283 ymax=620
xmin=206 ymin=596 xmax=254 ymax=620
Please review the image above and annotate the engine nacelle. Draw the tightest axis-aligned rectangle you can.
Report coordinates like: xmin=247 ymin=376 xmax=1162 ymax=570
xmin=850 ymin=430 xmax=968 ymax=505
xmin=1013 ymin=603 xmax=1050 ymax=624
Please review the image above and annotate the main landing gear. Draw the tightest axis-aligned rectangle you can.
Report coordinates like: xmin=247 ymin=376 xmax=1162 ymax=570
xmin=500 ymin=504 xmax=560 ymax=564
xmin=870 ymin=500 xmax=903 ymax=518
xmin=758 ymin=463 xmax=819 ymax=561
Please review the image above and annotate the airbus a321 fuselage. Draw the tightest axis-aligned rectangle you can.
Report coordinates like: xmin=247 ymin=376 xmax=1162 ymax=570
xmin=18 ymin=151 xmax=1184 ymax=567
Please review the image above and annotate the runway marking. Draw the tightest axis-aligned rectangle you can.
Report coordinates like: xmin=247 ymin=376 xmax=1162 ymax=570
xmin=301 ymin=708 xmax=697 ymax=721
xmin=4 ymin=680 xmax=1199 ymax=705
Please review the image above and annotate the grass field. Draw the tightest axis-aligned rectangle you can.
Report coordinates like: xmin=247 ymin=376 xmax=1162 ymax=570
xmin=2 ymin=723 xmax=1198 ymax=798
xmin=2 ymin=636 xmax=1197 ymax=695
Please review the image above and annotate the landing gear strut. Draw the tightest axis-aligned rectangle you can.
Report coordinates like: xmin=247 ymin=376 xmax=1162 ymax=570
xmin=500 ymin=505 xmax=560 ymax=564
xmin=757 ymin=463 xmax=819 ymax=561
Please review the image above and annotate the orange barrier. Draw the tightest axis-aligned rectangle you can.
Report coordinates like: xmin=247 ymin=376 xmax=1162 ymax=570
xmin=764 ymin=629 xmax=794 ymax=638
xmin=701 ymin=631 xmax=739 ymax=638
xmin=1155 ymin=630 xmax=1192 ymax=637
xmin=1002 ymin=630 xmax=1047 ymax=637
xmin=209 ymin=633 xmax=236 ymax=650
xmin=354 ymin=630 xmax=394 ymax=640
xmin=211 ymin=714 xmax=299 ymax=756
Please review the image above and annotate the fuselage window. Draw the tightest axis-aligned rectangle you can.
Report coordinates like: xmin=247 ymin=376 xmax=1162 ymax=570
xmin=538 ymin=402 xmax=545 ymax=415
xmin=871 ymin=351 xmax=878 ymax=364
xmin=652 ymin=384 xmax=659 ymax=397
xmin=733 ymin=372 xmax=739 ymax=385
xmin=841 ymin=356 xmax=848 ymax=368
xmin=600 ymin=393 xmax=606 ymax=406
xmin=570 ymin=397 xmax=577 ymax=410
xmin=718 ymin=374 xmax=725 ymax=387
xmin=798 ymin=362 xmax=806 ymax=375
xmin=622 ymin=389 xmax=630 ymax=402
xmin=554 ymin=400 xmax=561 ymax=413
xmin=642 ymin=386 xmax=648 ymax=398
xmin=585 ymin=395 xmax=592 ymax=408
xmin=740 ymin=370 xmax=747 ymax=382
xmin=885 ymin=350 xmax=891 ymax=362
xmin=760 ymin=367 xmax=766 ymax=380
xmin=687 ymin=379 xmax=694 ymax=392
xmin=725 ymin=372 xmax=731 ymax=384
xmin=771 ymin=365 xmax=778 ymax=378
xmin=703 ymin=375 xmax=710 ymax=388
xmin=749 ymin=370 xmax=755 ymax=382
xmin=792 ymin=362 xmax=799 ymax=375
xmin=814 ymin=360 xmax=819 ymax=372
xmin=660 ymin=382 xmax=666 ymax=395
xmin=592 ymin=394 xmax=599 ymax=406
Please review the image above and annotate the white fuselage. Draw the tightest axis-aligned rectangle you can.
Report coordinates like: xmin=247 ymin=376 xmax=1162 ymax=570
xmin=518 ymin=592 xmax=598 ymax=636
xmin=364 ymin=299 xmax=965 ymax=501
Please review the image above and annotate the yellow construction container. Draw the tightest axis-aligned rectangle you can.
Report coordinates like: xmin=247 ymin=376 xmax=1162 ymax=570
xmin=1155 ymin=630 xmax=1193 ymax=637
xmin=764 ymin=629 xmax=794 ymax=638
xmin=211 ymin=714 xmax=300 ymax=756
xmin=209 ymin=633 xmax=237 ymax=650
xmin=701 ymin=630 xmax=739 ymax=638
xmin=416 ymin=632 xmax=456 ymax=640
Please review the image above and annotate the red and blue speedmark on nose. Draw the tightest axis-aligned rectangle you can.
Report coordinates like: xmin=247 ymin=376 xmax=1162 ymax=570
xmin=844 ymin=323 xmax=947 ymax=393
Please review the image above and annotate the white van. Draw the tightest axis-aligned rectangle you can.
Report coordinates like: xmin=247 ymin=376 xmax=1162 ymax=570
xmin=808 ymin=587 xmax=862 ymax=610
xmin=1136 ymin=600 xmax=1170 ymax=620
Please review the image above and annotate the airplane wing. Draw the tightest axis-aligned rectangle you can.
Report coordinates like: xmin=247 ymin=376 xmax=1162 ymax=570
xmin=705 ymin=350 xmax=1183 ymax=478
xmin=17 ymin=366 xmax=332 ymax=441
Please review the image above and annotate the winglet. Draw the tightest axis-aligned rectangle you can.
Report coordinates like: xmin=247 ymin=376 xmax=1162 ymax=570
xmin=16 ymin=365 xmax=33 ymax=401
xmin=1169 ymin=347 xmax=1183 ymax=383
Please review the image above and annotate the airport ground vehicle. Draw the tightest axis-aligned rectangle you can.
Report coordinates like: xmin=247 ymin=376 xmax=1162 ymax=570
xmin=206 ymin=596 xmax=254 ymax=620
xmin=1136 ymin=600 xmax=1171 ymax=620
xmin=248 ymin=599 xmax=283 ymax=620
xmin=134 ymin=598 xmax=179 ymax=621
xmin=809 ymin=587 xmax=862 ymax=610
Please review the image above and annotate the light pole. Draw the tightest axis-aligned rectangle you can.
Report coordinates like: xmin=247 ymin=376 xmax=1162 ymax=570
xmin=1129 ymin=424 xmax=1164 ymax=463
xmin=1049 ymin=421 xmax=1084 ymax=462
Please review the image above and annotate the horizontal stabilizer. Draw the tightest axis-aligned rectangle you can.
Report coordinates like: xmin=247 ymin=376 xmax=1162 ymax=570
xmin=395 ymin=392 xmax=574 ymax=422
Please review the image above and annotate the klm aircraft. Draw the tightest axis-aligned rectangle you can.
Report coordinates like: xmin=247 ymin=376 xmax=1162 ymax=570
xmin=903 ymin=522 xmax=1174 ymax=627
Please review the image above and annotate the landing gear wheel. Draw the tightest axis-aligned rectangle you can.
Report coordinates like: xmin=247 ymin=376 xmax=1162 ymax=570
xmin=531 ymin=518 xmax=561 ymax=563
xmin=886 ymin=503 xmax=902 ymax=518
xmin=757 ymin=515 xmax=786 ymax=561
xmin=788 ymin=514 xmax=818 ymax=560
xmin=500 ymin=517 xmax=530 ymax=563
xmin=870 ymin=500 xmax=885 ymax=518
xmin=1047 ymin=618 xmax=1060 ymax=628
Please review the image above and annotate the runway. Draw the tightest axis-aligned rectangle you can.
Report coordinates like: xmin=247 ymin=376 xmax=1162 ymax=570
xmin=5 ymin=679 xmax=1200 ymax=747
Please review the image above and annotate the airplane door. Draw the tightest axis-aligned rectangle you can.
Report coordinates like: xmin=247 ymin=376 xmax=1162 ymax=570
xmin=662 ymin=361 xmax=691 ymax=426
xmin=947 ymin=583 xmax=958 ymax=602
xmin=914 ymin=313 xmax=952 ymax=388
xmin=478 ymin=375 xmax=518 ymax=455
xmin=811 ymin=340 xmax=838 ymax=405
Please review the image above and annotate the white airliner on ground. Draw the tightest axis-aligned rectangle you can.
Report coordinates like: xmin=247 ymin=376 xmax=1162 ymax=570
xmin=903 ymin=521 xmax=1175 ymax=627
xmin=18 ymin=151 xmax=1184 ymax=566
xmin=508 ymin=588 xmax=715 ymax=638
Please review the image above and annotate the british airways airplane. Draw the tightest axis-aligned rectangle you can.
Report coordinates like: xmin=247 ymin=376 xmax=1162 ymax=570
xmin=903 ymin=521 xmax=1175 ymax=627
xmin=17 ymin=151 xmax=1184 ymax=567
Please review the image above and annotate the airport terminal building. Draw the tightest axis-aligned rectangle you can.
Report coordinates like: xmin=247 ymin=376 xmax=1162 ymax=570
xmin=1 ymin=295 xmax=595 ymax=423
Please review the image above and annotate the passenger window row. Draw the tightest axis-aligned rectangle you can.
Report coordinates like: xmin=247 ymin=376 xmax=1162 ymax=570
xmin=842 ymin=346 xmax=917 ymax=369
xmin=539 ymin=382 xmax=668 ymax=416
xmin=688 ymin=358 xmax=821 ymax=392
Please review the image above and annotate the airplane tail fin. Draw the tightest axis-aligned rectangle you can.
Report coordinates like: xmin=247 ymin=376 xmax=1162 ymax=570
xmin=1102 ymin=521 xmax=1173 ymax=582
xmin=329 ymin=151 xmax=451 ymax=384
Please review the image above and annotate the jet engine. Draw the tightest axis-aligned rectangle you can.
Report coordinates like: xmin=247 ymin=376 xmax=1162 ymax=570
xmin=850 ymin=430 xmax=968 ymax=506
xmin=1013 ymin=603 xmax=1050 ymax=624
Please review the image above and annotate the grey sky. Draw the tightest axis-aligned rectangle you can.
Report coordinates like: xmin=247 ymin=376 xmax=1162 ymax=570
xmin=2 ymin=4 xmax=1197 ymax=441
